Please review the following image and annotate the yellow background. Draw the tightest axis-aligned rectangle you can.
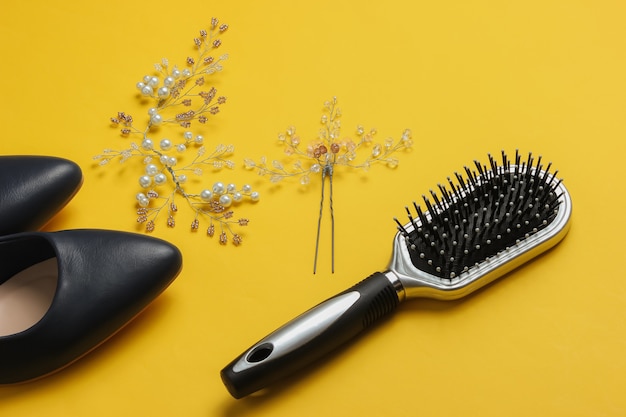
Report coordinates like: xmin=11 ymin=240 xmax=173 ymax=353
xmin=1 ymin=1 xmax=625 ymax=416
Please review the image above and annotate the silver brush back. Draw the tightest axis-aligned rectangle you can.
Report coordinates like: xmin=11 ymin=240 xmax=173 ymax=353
xmin=221 ymin=151 xmax=572 ymax=399
xmin=387 ymin=155 xmax=572 ymax=301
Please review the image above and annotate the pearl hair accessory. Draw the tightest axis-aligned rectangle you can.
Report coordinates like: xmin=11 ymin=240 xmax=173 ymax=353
xmin=95 ymin=19 xmax=258 ymax=245
xmin=245 ymin=97 xmax=413 ymax=271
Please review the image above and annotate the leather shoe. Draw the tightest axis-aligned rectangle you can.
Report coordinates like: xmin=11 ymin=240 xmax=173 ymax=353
xmin=0 ymin=229 xmax=182 ymax=384
xmin=0 ymin=156 xmax=83 ymax=236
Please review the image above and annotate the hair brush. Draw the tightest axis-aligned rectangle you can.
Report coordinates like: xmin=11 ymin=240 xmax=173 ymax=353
xmin=221 ymin=150 xmax=572 ymax=399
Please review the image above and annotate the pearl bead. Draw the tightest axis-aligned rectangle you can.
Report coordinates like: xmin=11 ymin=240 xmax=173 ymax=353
xmin=242 ymin=184 xmax=252 ymax=193
xmin=164 ymin=76 xmax=175 ymax=87
xmin=141 ymin=85 xmax=153 ymax=96
xmin=143 ymin=75 xmax=151 ymax=83
xmin=154 ymin=173 xmax=167 ymax=185
xmin=232 ymin=192 xmax=243 ymax=202
xmin=145 ymin=164 xmax=158 ymax=176
xmin=184 ymin=131 xmax=193 ymax=140
xmin=250 ymin=191 xmax=260 ymax=202
xmin=148 ymin=76 xmax=159 ymax=87
xmin=227 ymin=183 xmax=237 ymax=193
xmin=177 ymin=174 xmax=187 ymax=184
xmin=195 ymin=135 xmax=204 ymax=144
xmin=138 ymin=197 xmax=150 ymax=207
xmin=136 ymin=193 xmax=147 ymax=201
xmin=168 ymin=156 xmax=177 ymax=167
xmin=171 ymin=69 xmax=181 ymax=79
xmin=157 ymin=86 xmax=170 ymax=98
xmin=139 ymin=175 xmax=152 ymax=188
xmin=212 ymin=182 xmax=226 ymax=195
xmin=182 ymin=69 xmax=191 ymax=77
xmin=200 ymin=189 xmax=213 ymax=201
xmin=136 ymin=82 xmax=145 ymax=90
xmin=159 ymin=155 xmax=169 ymax=165
xmin=219 ymin=194 xmax=232 ymax=207
xmin=176 ymin=144 xmax=186 ymax=153
xmin=150 ymin=114 xmax=163 ymax=125
xmin=148 ymin=107 xmax=158 ymax=116
xmin=160 ymin=138 xmax=172 ymax=151
xmin=142 ymin=139 xmax=154 ymax=150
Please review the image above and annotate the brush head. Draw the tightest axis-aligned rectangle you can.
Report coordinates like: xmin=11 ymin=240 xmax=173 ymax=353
xmin=390 ymin=150 xmax=571 ymax=300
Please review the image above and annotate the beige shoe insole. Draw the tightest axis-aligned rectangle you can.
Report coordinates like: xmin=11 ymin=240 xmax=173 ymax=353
xmin=0 ymin=258 xmax=58 ymax=337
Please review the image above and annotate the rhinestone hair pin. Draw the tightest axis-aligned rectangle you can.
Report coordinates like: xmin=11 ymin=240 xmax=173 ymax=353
xmin=245 ymin=97 xmax=413 ymax=272
xmin=94 ymin=19 xmax=259 ymax=245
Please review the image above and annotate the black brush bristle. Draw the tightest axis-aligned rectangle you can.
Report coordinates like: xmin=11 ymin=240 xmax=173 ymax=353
xmin=394 ymin=150 xmax=563 ymax=279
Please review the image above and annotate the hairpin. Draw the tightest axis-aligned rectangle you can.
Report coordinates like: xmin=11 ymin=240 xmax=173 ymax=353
xmin=94 ymin=19 xmax=259 ymax=245
xmin=245 ymin=97 xmax=413 ymax=272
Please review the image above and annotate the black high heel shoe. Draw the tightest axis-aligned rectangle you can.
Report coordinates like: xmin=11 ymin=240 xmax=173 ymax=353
xmin=0 ymin=156 xmax=83 ymax=235
xmin=0 ymin=229 xmax=182 ymax=384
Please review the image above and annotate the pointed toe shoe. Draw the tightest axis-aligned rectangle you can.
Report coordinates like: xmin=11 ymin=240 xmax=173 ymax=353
xmin=0 ymin=156 xmax=83 ymax=236
xmin=0 ymin=229 xmax=182 ymax=384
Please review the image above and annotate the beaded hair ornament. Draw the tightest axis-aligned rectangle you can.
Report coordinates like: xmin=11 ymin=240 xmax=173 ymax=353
xmin=245 ymin=97 xmax=413 ymax=272
xmin=94 ymin=19 xmax=258 ymax=245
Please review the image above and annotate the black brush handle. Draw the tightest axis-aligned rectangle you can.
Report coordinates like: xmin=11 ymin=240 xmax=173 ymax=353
xmin=221 ymin=272 xmax=400 ymax=399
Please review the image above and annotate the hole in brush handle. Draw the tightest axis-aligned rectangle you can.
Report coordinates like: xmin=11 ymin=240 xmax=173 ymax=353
xmin=246 ymin=343 xmax=273 ymax=363
xmin=220 ymin=272 xmax=400 ymax=399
